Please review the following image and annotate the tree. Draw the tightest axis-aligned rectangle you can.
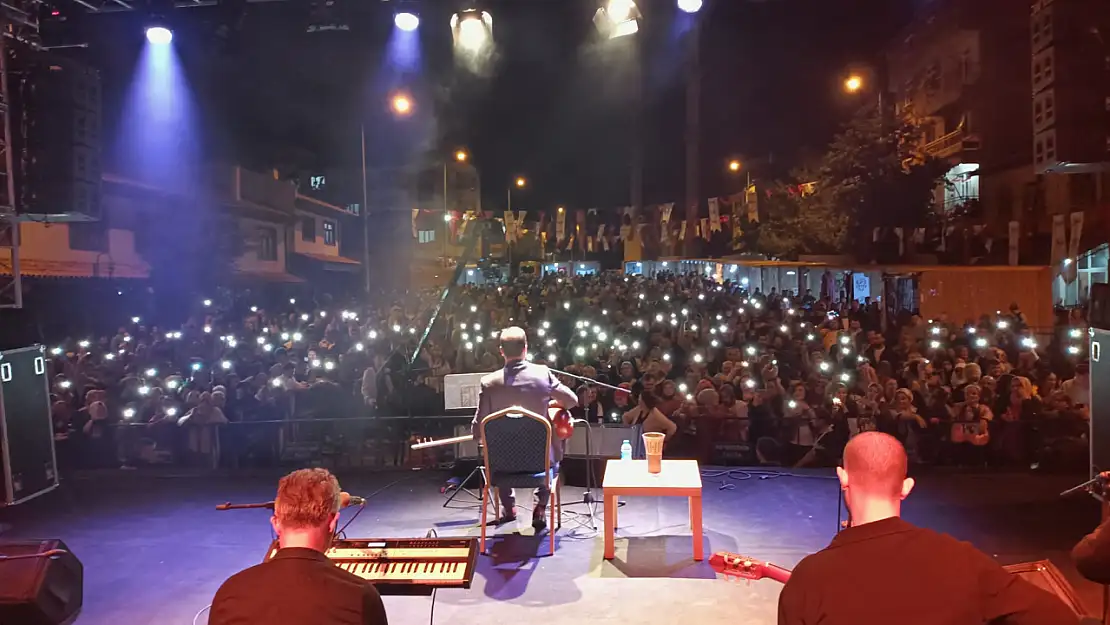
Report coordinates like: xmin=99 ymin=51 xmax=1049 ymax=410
xmin=753 ymin=105 xmax=948 ymax=259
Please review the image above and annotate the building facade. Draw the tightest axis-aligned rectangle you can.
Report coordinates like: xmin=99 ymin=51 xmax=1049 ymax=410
xmin=888 ymin=0 xmax=1110 ymax=306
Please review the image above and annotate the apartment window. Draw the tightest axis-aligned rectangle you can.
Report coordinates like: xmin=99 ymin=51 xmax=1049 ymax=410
xmin=418 ymin=230 xmax=435 ymax=243
xmin=69 ymin=220 xmax=108 ymax=252
xmin=322 ymin=220 xmax=336 ymax=246
xmin=257 ymin=227 xmax=278 ymax=261
xmin=301 ymin=216 xmax=316 ymax=242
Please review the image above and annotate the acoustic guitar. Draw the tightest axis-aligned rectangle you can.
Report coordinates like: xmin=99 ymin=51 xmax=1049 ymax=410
xmin=709 ymin=552 xmax=792 ymax=584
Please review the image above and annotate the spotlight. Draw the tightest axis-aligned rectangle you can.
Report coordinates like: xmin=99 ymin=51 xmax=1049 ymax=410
xmin=394 ymin=12 xmax=419 ymax=31
xmin=594 ymin=0 xmax=640 ymax=38
xmin=451 ymin=9 xmax=493 ymax=52
xmin=677 ymin=0 xmax=702 ymax=13
xmin=146 ymin=26 xmax=173 ymax=45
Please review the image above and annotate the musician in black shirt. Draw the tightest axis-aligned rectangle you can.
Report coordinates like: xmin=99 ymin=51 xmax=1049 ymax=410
xmin=778 ymin=432 xmax=1076 ymax=625
xmin=210 ymin=468 xmax=388 ymax=625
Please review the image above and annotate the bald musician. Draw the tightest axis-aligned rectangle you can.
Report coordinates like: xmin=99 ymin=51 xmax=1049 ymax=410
xmin=778 ymin=432 xmax=1076 ymax=625
xmin=472 ymin=326 xmax=579 ymax=532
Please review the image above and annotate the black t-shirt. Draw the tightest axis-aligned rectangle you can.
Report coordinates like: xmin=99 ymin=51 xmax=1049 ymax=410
xmin=778 ymin=517 xmax=1076 ymax=625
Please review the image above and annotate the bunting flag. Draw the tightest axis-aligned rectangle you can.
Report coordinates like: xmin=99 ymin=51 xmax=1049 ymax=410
xmin=894 ymin=227 xmax=904 ymax=257
xmin=577 ymin=209 xmax=587 ymax=251
xmin=1008 ymin=220 xmax=1020 ymax=266
xmin=411 ymin=208 xmax=419 ymax=238
xmin=587 ymin=236 xmax=595 ymax=252
xmin=700 ymin=218 xmax=709 ymax=240
xmin=449 ymin=211 xmax=461 ymax=240
xmin=620 ymin=213 xmax=632 ymax=241
xmin=912 ymin=228 xmax=925 ymax=245
xmin=598 ymin=225 xmax=609 ymax=251
xmin=745 ymin=184 xmax=760 ymax=223
xmin=679 ymin=220 xmax=687 ymax=242
xmin=458 ymin=213 xmax=469 ymax=238
xmin=708 ymin=198 xmax=721 ymax=232
xmin=660 ymin=202 xmax=674 ymax=243
xmin=556 ymin=210 xmax=566 ymax=242
xmin=503 ymin=211 xmax=516 ymax=242
xmin=1050 ymin=214 xmax=1067 ymax=269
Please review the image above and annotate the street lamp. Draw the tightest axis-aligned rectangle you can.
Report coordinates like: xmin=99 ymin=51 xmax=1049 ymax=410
xmin=506 ymin=178 xmax=527 ymax=273
xmin=455 ymin=150 xmax=468 ymax=163
xmin=844 ymin=75 xmax=863 ymax=93
xmin=728 ymin=159 xmax=741 ymax=173
xmin=390 ymin=92 xmax=413 ymax=117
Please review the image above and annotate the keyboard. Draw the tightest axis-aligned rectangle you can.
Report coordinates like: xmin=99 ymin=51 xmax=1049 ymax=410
xmin=264 ymin=537 xmax=479 ymax=596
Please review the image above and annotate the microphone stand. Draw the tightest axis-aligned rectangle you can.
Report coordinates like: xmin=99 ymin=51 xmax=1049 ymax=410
xmin=547 ymin=368 xmax=632 ymax=532
xmin=215 ymin=501 xmax=275 ymax=510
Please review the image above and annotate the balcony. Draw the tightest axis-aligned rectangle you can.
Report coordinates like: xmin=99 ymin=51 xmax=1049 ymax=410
xmin=923 ymin=127 xmax=981 ymax=160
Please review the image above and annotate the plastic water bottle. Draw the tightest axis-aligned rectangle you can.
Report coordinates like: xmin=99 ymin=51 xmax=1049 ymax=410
xmin=620 ymin=440 xmax=632 ymax=461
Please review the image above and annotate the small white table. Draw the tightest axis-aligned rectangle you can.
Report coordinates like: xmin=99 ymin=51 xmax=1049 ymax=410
xmin=602 ymin=459 xmax=704 ymax=561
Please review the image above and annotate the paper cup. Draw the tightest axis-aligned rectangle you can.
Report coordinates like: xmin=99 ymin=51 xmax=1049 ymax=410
xmin=643 ymin=432 xmax=665 ymax=474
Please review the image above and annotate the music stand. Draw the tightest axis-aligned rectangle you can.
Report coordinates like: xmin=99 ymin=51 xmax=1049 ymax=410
xmin=442 ymin=374 xmax=485 ymax=509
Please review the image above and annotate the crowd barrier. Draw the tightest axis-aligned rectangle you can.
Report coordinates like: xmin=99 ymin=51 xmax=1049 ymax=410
xmin=53 ymin=411 xmax=1091 ymax=474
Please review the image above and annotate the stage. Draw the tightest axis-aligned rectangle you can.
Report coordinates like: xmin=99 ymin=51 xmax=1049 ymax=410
xmin=0 ymin=466 xmax=1104 ymax=625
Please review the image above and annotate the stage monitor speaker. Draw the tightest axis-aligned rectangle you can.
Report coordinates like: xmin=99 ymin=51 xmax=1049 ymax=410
xmin=1003 ymin=560 xmax=1085 ymax=617
xmin=0 ymin=540 xmax=83 ymax=625
xmin=1091 ymin=330 xmax=1110 ymax=475
xmin=0 ymin=345 xmax=58 ymax=506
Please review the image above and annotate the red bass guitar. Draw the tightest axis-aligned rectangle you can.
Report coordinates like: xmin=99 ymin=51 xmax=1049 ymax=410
xmin=709 ymin=552 xmax=792 ymax=584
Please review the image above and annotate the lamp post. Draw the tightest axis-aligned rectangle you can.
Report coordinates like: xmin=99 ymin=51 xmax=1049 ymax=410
xmin=507 ymin=177 xmax=526 ymax=274
xmin=361 ymin=92 xmax=416 ymax=294
xmin=443 ymin=149 xmax=469 ymax=262
xmin=682 ymin=9 xmax=702 ymax=256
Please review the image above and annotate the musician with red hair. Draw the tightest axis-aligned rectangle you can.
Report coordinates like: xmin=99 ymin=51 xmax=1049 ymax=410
xmin=778 ymin=432 xmax=1075 ymax=625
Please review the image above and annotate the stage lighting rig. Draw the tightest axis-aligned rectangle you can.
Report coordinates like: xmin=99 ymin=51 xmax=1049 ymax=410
xmin=145 ymin=24 xmax=173 ymax=44
xmin=593 ymin=0 xmax=641 ymax=39
xmin=394 ymin=11 xmax=419 ymax=31
xmin=450 ymin=8 xmax=493 ymax=53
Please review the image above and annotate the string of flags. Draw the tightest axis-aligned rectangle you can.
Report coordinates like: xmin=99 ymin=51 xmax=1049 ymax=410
xmin=409 ymin=184 xmax=779 ymax=251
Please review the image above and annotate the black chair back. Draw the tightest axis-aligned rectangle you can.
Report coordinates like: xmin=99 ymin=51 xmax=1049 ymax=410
xmin=481 ymin=408 xmax=550 ymax=475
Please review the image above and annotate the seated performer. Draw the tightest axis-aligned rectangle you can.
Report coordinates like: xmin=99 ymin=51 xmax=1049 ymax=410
xmin=472 ymin=326 xmax=579 ymax=531
xmin=778 ymin=432 xmax=1076 ymax=625
xmin=209 ymin=468 xmax=388 ymax=625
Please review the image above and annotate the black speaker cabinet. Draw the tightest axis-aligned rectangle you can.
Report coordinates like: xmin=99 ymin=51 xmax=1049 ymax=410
xmin=0 ymin=539 xmax=83 ymax=625
xmin=1091 ymin=330 xmax=1110 ymax=476
xmin=0 ymin=345 xmax=58 ymax=506
xmin=1092 ymin=283 xmax=1110 ymax=331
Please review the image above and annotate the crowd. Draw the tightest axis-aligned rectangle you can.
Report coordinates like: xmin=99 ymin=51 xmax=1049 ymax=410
xmin=46 ymin=270 xmax=1091 ymax=471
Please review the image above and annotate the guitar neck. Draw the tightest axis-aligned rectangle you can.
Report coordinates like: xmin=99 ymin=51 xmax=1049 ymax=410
xmin=762 ymin=562 xmax=792 ymax=584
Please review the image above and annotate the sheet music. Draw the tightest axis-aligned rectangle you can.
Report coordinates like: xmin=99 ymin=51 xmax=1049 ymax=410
xmin=444 ymin=372 xmax=486 ymax=410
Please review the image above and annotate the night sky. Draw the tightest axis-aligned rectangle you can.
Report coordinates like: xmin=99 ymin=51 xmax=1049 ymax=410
xmin=46 ymin=0 xmax=914 ymax=211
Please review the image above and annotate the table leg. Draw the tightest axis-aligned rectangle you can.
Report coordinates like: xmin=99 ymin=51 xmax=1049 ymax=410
xmin=690 ymin=495 xmax=703 ymax=561
xmin=604 ymin=492 xmax=616 ymax=560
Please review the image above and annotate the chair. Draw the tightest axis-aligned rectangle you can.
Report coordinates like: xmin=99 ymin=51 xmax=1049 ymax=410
xmin=479 ymin=406 xmax=562 ymax=555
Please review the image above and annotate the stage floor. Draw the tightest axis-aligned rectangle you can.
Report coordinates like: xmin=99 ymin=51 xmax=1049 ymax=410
xmin=0 ymin=467 xmax=1104 ymax=625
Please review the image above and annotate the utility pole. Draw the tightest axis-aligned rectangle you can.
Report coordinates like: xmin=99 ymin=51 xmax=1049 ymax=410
xmin=683 ymin=19 xmax=701 ymax=256
xmin=360 ymin=124 xmax=371 ymax=295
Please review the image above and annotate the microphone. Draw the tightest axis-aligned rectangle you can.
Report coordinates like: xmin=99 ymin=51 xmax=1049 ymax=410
xmin=340 ymin=492 xmax=366 ymax=508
